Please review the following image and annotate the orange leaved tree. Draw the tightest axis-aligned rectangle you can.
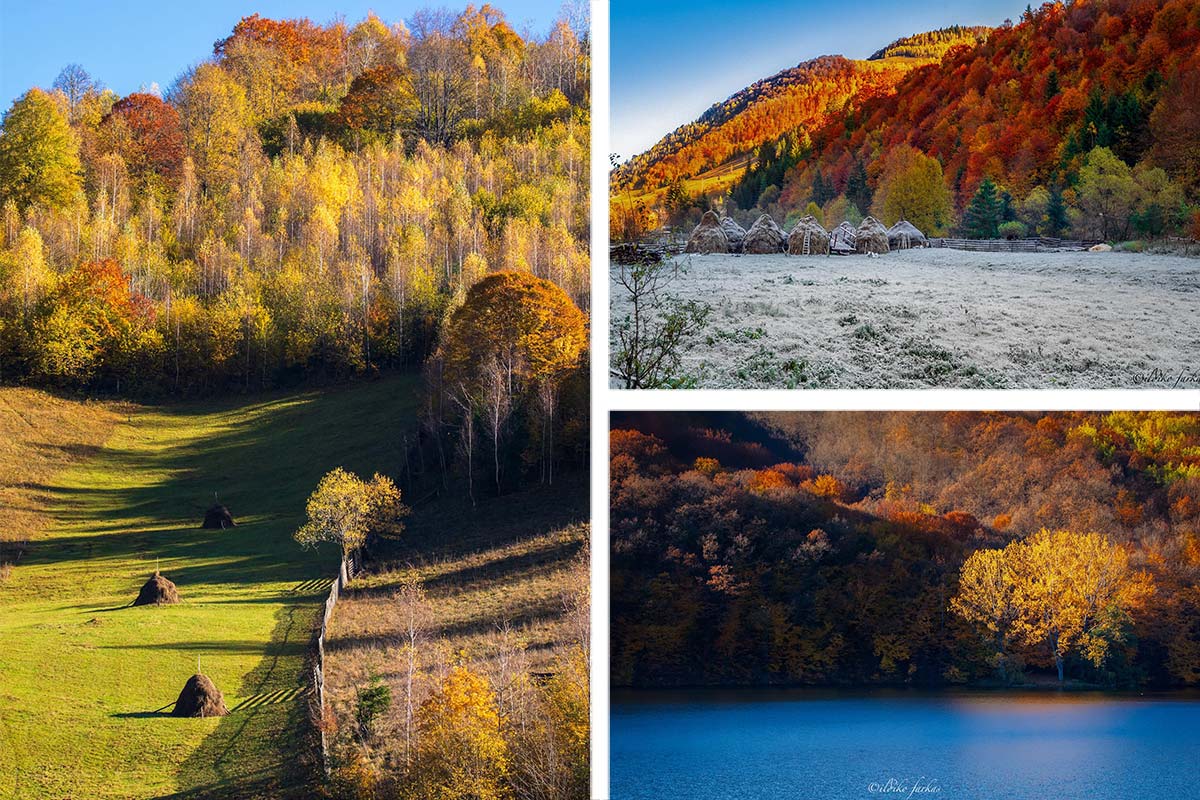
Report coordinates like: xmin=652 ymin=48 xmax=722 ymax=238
xmin=432 ymin=271 xmax=587 ymax=497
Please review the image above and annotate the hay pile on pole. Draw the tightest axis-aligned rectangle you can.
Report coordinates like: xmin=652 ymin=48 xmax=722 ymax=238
xmin=787 ymin=216 xmax=831 ymax=256
xmin=171 ymin=673 xmax=229 ymax=717
xmin=719 ymin=216 xmax=746 ymax=253
xmin=202 ymin=504 xmax=236 ymax=529
xmin=887 ymin=219 xmax=927 ymax=250
xmin=684 ymin=211 xmax=730 ymax=254
xmin=133 ymin=572 xmax=180 ymax=606
xmin=856 ymin=216 xmax=891 ymax=254
xmin=742 ymin=214 xmax=787 ymax=253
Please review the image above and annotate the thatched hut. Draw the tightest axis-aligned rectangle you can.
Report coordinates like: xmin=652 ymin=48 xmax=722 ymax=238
xmin=856 ymin=216 xmax=890 ymax=254
xmin=742 ymin=214 xmax=787 ymax=254
xmin=685 ymin=211 xmax=730 ymax=254
xmin=133 ymin=572 xmax=180 ymax=606
xmin=887 ymin=220 xmax=927 ymax=250
xmin=172 ymin=673 xmax=228 ymax=717
xmin=787 ymin=216 xmax=830 ymax=256
xmin=830 ymin=221 xmax=857 ymax=254
xmin=719 ymin=216 xmax=746 ymax=253
xmin=202 ymin=504 xmax=236 ymax=529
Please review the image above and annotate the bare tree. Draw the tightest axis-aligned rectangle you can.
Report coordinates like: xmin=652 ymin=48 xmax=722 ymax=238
xmin=393 ymin=575 xmax=431 ymax=769
xmin=52 ymin=64 xmax=100 ymax=123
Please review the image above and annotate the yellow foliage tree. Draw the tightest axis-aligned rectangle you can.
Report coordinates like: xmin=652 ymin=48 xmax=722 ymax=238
xmin=294 ymin=467 xmax=408 ymax=554
xmin=952 ymin=529 xmax=1152 ymax=682
xmin=411 ymin=665 xmax=510 ymax=800
xmin=872 ymin=145 xmax=954 ymax=235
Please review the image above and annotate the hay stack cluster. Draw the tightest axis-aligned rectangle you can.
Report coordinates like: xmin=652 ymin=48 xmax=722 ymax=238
xmin=855 ymin=216 xmax=890 ymax=254
xmin=686 ymin=211 xmax=927 ymax=256
xmin=787 ymin=216 xmax=831 ymax=255
xmin=743 ymin=214 xmax=787 ymax=253
xmin=172 ymin=673 xmax=229 ymax=717
xmin=134 ymin=572 xmax=180 ymax=606
xmin=720 ymin=216 xmax=746 ymax=252
xmin=685 ymin=211 xmax=729 ymax=254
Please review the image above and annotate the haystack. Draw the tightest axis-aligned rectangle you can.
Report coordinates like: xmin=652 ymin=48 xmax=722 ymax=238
xmin=172 ymin=673 xmax=228 ymax=717
xmin=830 ymin=221 xmax=857 ymax=254
xmin=742 ymin=214 xmax=787 ymax=254
xmin=133 ymin=572 xmax=180 ymax=606
xmin=684 ymin=211 xmax=730 ymax=254
xmin=887 ymin=219 xmax=927 ymax=250
xmin=719 ymin=216 xmax=746 ymax=253
xmin=202 ymin=504 xmax=236 ymax=529
xmin=787 ymin=216 xmax=830 ymax=255
xmin=855 ymin=216 xmax=890 ymax=254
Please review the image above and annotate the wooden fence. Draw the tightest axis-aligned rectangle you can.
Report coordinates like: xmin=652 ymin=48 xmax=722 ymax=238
xmin=311 ymin=548 xmax=362 ymax=778
xmin=929 ymin=236 xmax=1100 ymax=252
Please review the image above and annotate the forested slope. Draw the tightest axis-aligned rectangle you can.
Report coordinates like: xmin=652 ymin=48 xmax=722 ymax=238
xmin=611 ymin=412 xmax=1200 ymax=689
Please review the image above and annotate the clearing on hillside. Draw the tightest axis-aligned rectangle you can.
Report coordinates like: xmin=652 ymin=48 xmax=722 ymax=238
xmin=0 ymin=376 xmax=419 ymax=799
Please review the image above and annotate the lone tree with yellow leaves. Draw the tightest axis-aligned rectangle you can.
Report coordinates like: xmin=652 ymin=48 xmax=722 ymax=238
xmin=952 ymin=529 xmax=1152 ymax=683
xmin=294 ymin=468 xmax=408 ymax=578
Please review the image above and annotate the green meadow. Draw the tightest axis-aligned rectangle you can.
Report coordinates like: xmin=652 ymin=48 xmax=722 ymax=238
xmin=0 ymin=376 xmax=419 ymax=799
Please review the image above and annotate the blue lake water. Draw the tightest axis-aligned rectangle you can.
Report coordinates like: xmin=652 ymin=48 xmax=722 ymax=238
xmin=611 ymin=690 xmax=1200 ymax=800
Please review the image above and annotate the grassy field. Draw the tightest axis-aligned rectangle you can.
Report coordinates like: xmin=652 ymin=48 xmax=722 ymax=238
xmin=0 ymin=375 xmax=419 ymax=799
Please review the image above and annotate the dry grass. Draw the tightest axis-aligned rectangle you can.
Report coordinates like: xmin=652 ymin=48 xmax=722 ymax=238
xmin=323 ymin=475 xmax=589 ymax=763
xmin=0 ymin=388 xmax=126 ymax=576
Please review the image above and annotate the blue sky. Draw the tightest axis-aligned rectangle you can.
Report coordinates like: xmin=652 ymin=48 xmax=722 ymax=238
xmin=611 ymin=0 xmax=1029 ymax=161
xmin=0 ymin=1 xmax=565 ymax=111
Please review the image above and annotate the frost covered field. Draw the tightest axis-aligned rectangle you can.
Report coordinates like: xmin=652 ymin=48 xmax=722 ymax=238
xmin=610 ymin=248 xmax=1200 ymax=389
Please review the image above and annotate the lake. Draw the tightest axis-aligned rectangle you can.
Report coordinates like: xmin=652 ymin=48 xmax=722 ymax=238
xmin=611 ymin=690 xmax=1200 ymax=800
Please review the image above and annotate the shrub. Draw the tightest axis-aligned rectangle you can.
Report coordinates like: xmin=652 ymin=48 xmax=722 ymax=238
xmin=355 ymin=677 xmax=393 ymax=739
xmin=998 ymin=220 xmax=1027 ymax=240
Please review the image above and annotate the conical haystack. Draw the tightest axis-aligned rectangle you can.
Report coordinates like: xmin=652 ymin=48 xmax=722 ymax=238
xmin=133 ymin=572 xmax=180 ymax=606
xmin=856 ymin=216 xmax=890 ymax=254
xmin=742 ymin=214 xmax=787 ymax=254
xmin=685 ymin=211 xmax=730 ymax=254
xmin=787 ymin=216 xmax=831 ymax=255
xmin=172 ymin=673 xmax=228 ymax=717
xmin=719 ymin=216 xmax=746 ymax=253
xmin=830 ymin=221 xmax=857 ymax=254
xmin=202 ymin=504 xmax=236 ymax=529
xmin=888 ymin=219 xmax=927 ymax=250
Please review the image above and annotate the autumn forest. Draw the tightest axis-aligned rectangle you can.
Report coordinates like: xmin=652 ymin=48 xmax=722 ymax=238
xmin=0 ymin=5 xmax=590 ymax=395
xmin=611 ymin=412 xmax=1200 ymax=689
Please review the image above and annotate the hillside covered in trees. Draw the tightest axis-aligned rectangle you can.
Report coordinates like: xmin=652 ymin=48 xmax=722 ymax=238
xmin=609 ymin=27 xmax=988 ymax=213
xmin=611 ymin=412 xmax=1200 ymax=689
xmin=614 ymin=0 xmax=1200 ymax=242
xmin=0 ymin=5 xmax=590 ymax=396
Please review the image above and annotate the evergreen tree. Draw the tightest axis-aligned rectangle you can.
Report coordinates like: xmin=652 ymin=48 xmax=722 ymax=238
xmin=1046 ymin=186 xmax=1069 ymax=237
xmin=1044 ymin=69 xmax=1059 ymax=101
xmin=811 ymin=169 xmax=834 ymax=207
xmin=962 ymin=177 xmax=1002 ymax=238
xmin=846 ymin=160 xmax=872 ymax=218
xmin=999 ymin=189 xmax=1016 ymax=223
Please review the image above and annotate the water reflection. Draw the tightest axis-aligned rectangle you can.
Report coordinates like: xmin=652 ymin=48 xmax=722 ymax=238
xmin=611 ymin=691 xmax=1200 ymax=800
